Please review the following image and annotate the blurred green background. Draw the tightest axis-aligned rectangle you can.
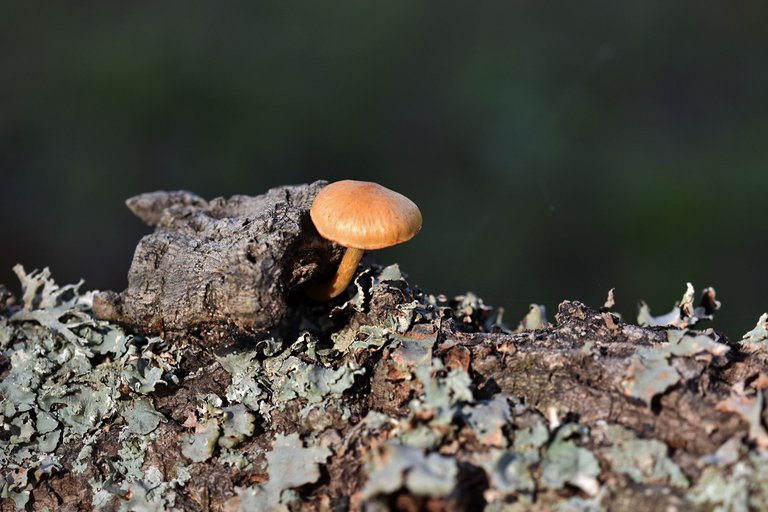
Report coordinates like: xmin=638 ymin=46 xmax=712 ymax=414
xmin=1 ymin=2 xmax=767 ymax=339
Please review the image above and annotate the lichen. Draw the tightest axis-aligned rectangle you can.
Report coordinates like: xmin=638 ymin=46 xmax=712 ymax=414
xmin=4 ymin=260 xmax=768 ymax=511
xmin=0 ymin=267 xmax=187 ymax=509
xmin=481 ymin=450 xmax=536 ymax=496
xmin=361 ymin=443 xmax=459 ymax=500
xmin=462 ymin=394 xmax=513 ymax=448
xmin=739 ymin=313 xmax=768 ymax=352
xmin=541 ymin=424 xmax=601 ymax=496
xmin=621 ymin=328 xmax=729 ymax=405
xmin=515 ymin=304 xmax=548 ymax=331
xmin=598 ymin=424 xmax=689 ymax=487
xmin=637 ymin=283 xmax=720 ymax=328
xmin=716 ymin=383 xmax=768 ymax=450
xmin=224 ymin=433 xmax=331 ymax=511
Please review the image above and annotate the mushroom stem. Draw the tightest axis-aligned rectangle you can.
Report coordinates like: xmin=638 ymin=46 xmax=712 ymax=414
xmin=307 ymin=247 xmax=364 ymax=301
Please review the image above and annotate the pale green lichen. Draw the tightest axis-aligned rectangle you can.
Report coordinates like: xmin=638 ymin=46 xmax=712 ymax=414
xmin=0 ymin=267 xmax=186 ymax=509
xmin=403 ymin=362 xmax=473 ymax=441
xmin=621 ymin=329 xmax=729 ymax=405
xmin=462 ymin=394 xmax=513 ymax=447
xmin=332 ymin=324 xmax=388 ymax=353
xmin=115 ymin=433 xmax=152 ymax=480
xmin=9 ymin=265 xmax=93 ymax=345
xmin=361 ymin=443 xmax=458 ymax=500
xmin=664 ymin=329 xmax=729 ymax=357
xmin=124 ymin=398 xmax=167 ymax=436
xmin=599 ymin=424 xmax=688 ymax=487
xmin=220 ymin=404 xmax=257 ymax=449
xmin=637 ymin=283 xmax=720 ymax=328
xmin=482 ymin=450 xmax=536 ymax=495
xmin=179 ymin=393 xmax=258 ymax=462
xmin=689 ymin=463 xmax=752 ymax=511
xmin=451 ymin=291 xmax=505 ymax=331
xmin=513 ymin=419 xmax=551 ymax=452
xmin=541 ymin=424 xmax=601 ymax=496
xmin=0 ymin=264 xmax=506 ymax=509
xmin=475 ymin=415 xmax=604 ymax=506
xmin=739 ymin=313 xmax=768 ymax=352
xmin=516 ymin=304 xmax=548 ymax=331
xmin=117 ymin=465 xmax=191 ymax=512
xmin=181 ymin=418 xmax=220 ymax=463
xmin=6 ymin=261 xmax=768 ymax=510
xmin=266 ymin=433 xmax=331 ymax=492
xmin=554 ymin=490 xmax=607 ymax=512
xmin=215 ymin=347 xmax=266 ymax=411
xmin=477 ymin=410 xmax=548 ymax=502
xmin=267 ymin=352 xmax=362 ymax=408
xmin=621 ymin=348 xmax=680 ymax=405
xmin=226 ymin=433 xmax=331 ymax=511
xmin=363 ymin=333 xmax=606 ymax=506
xmin=716 ymin=384 xmax=768 ymax=450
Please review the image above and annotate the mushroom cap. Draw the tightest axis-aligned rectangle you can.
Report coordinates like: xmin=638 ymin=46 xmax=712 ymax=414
xmin=310 ymin=180 xmax=422 ymax=250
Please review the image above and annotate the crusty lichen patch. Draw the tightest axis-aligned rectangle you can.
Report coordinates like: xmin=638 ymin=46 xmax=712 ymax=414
xmin=1 ymin=266 xmax=187 ymax=509
xmin=3 ymin=265 xmax=768 ymax=511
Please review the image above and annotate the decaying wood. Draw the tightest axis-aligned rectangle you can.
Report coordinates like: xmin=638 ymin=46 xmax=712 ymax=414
xmin=6 ymin=288 xmax=765 ymax=510
xmin=3 ymin=183 xmax=768 ymax=512
xmin=92 ymin=182 xmax=343 ymax=335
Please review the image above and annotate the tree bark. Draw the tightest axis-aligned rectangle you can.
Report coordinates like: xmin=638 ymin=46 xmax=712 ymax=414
xmin=2 ymin=186 xmax=767 ymax=512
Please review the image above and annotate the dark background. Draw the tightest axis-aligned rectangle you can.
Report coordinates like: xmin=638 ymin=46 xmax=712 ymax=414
xmin=1 ymin=2 xmax=767 ymax=339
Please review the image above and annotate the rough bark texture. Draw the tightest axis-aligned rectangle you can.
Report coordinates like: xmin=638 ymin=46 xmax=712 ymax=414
xmin=3 ymin=184 xmax=768 ymax=512
xmin=92 ymin=182 xmax=343 ymax=335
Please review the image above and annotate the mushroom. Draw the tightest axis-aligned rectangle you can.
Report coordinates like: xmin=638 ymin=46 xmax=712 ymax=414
xmin=307 ymin=180 xmax=422 ymax=301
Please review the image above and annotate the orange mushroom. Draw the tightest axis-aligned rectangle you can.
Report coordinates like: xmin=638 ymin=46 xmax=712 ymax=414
xmin=307 ymin=180 xmax=422 ymax=301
